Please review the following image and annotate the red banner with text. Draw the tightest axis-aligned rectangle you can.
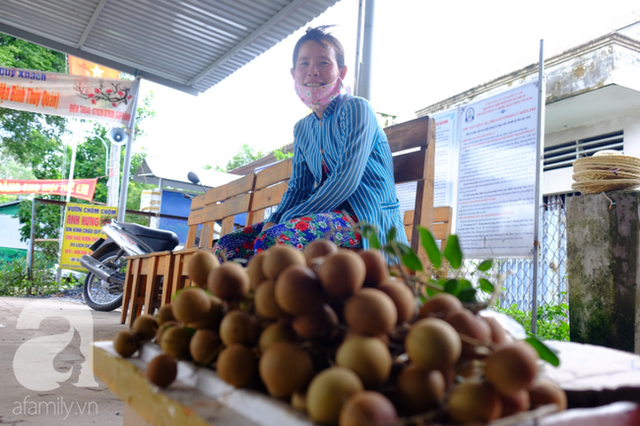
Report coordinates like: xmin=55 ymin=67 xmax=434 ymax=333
xmin=0 ymin=179 xmax=97 ymax=202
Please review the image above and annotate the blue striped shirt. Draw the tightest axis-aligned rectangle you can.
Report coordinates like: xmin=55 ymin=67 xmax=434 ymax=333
xmin=270 ymin=94 xmax=408 ymax=249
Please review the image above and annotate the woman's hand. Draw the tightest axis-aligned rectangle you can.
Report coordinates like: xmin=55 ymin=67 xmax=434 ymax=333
xmin=263 ymin=221 xmax=276 ymax=230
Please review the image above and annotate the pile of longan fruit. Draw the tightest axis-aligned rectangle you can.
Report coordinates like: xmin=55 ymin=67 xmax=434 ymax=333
xmin=114 ymin=240 xmax=566 ymax=425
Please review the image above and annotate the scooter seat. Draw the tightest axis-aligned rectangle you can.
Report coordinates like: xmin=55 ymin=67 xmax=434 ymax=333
xmin=119 ymin=222 xmax=180 ymax=252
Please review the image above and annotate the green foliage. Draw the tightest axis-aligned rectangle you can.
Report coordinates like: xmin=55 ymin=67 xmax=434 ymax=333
xmin=273 ymin=148 xmax=293 ymax=161
xmin=215 ymin=144 xmax=264 ymax=172
xmin=0 ymin=256 xmax=77 ymax=297
xmin=0 ymin=37 xmax=156 ymax=240
xmin=496 ymin=298 xmax=570 ymax=342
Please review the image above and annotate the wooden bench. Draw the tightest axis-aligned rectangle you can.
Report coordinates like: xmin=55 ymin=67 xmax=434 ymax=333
xmin=121 ymin=115 xmax=441 ymax=325
xmin=404 ymin=206 xmax=453 ymax=251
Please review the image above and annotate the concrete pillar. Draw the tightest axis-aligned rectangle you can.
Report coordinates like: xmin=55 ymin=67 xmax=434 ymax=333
xmin=566 ymin=190 xmax=640 ymax=353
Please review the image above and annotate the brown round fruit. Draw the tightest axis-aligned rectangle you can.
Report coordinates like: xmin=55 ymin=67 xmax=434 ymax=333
xmin=445 ymin=308 xmax=492 ymax=359
xmin=304 ymin=239 xmax=339 ymax=267
xmin=187 ymin=251 xmax=219 ymax=288
xmin=172 ymin=287 xmax=212 ymax=325
xmin=189 ymin=329 xmax=222 ymax=366
xmin=247 ymin=251 xmax=268 ymax=290
xmin=161 ymin=326 xmax=192 ymax=359
xmin=377 ymin=279 xmax=416 ymax=323
xmin=216 ymin=344 xmax=258 ymax=388
xmin=219 ymin=310 xmax=260 ymax=347
xmin=259 ymin=341 xmax=314 ymax=398
xmin=500 ymin=388 xmax=530 ymax=417
xmin=485 ymin=342 xmax=538 ymax=395
xmin=146 ymin=354 xmax=177 ymax=388
xmin=405 ymin=318 xmax=461 ymax=370
xmin=482 ymin=315 xmax=508 ymax=345
xmin=274 ymin=264 xmax=323 ymax=316
xmin=259 ymin=322 xmax=297 ymax=352
xmin=344 ymin=288 xmax=397 ymax=336
xmin=114 ymin=330 xmax=140 ymax=358
xmin=262 ymin=245 xmax=306 ymax=280
xmin=528 ymin=379 xmax=567 ymax=411
xmin=306 ymin=367 xmax=364 ymax=425
xmin=208 ymin=261 xmax=250 ymax=301
xmin=187 ymin=295 xmax=224 ymax=330
xmin=318 ymin=250 xmax=366 ymax=299
xmin=254 ymin=279 xmax=288 ymax=319
xmin=292 ymin=304 xmax=338 ymax=339
xmin=291 ymin=391 xmax=307 ymax=412
xmin=448 ymin=381 xmax=502 ymax=424
xmin=339 ymin=391 xmax=398 ymax=426
xmin=155 ymin=321 xmax=179 ymax=343
xmin=132 ymin=314 xmax=158 ymax=341
xmin=154 ymin=304 xmax=176 ymax=326
xmin=358 ymin=249 xmax=389 ymax=287
xmin=397 ymin=364 xmax=445 ymax=413
xmin=335 ymin=335 xmax=391 ymax=388
xmin=418 ymin=293 xmax=463 ymax=319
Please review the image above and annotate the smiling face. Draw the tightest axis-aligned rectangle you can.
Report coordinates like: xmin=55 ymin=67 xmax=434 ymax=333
xmin=291 ymin=40 xmax=347 ymax=88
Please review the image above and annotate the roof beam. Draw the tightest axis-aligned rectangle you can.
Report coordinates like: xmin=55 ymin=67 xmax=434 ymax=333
xmin=76 ymin=0 xmax=110 ymax=48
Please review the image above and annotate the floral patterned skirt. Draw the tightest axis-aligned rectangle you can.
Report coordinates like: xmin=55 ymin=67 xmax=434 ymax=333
xmin=212 ymin=210 xmax=362 ymax=263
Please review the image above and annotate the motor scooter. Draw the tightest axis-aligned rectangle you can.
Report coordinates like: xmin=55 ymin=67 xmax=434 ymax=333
xmin=79 ymin=172 xmax=204 ymax=311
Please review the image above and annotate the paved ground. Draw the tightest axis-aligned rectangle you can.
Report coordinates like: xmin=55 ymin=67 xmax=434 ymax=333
xmin=0 ymin=296 xmax=127 ymax=425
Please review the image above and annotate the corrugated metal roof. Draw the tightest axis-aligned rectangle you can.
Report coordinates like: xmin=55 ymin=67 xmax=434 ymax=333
xmin=0 ymin=0 xmax=341 ymax=95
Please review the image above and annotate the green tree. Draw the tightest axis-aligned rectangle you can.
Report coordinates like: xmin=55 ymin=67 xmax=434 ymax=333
xmin=0 ymin=35 xmax=156 ymax=241
xmin=215 ymin=144 xmax=264 ymax=172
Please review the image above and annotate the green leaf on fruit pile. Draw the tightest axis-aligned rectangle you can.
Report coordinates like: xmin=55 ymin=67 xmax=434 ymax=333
xmin=478 ymin=259 xmax=493 ymax=272
xmin=457 ymin=287 xmax=477 ymax=303
xmin=445 ymin=279 xmax=460 ymax=295
xmin=402 ymin=251 xmax=423 ymax=272
xmin=387 ymin=227 xmax=397 ymax=242
xmin=479 ymin=278 xmax=495 ymax=294
xmin=361 ymin=224 xmax=381 ymax=249
xmin=443 ymin=235 xmax=463 ymax=269
xmin=418 ymin=226 xmax=441 ymax=269
xmin=525 ymin=336 xmax=560 ymax=366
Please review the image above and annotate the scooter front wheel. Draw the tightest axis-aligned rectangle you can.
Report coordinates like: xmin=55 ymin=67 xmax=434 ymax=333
xmin=83 ymin=250 xmax=126 ymax=311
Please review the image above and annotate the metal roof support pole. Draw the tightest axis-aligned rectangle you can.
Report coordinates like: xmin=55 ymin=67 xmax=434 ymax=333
xmin=531 ymin=40 xmax=546 ymax=335
xmin=353 ymin=0 xmax=364 ymax=95
xmin=357 ymin=0 xmax=374 ymax=101
xmin=117 ymin=78 xmax=141 ymax=222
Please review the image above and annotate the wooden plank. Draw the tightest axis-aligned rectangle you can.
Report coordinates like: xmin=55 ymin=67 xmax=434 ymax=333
xmin=220 ymin=216 xmax=235 ymax=236
xmin=250 ymin=209 xmax=265 ymax=225
xmin=143 ymin=256 xmax=158 ymax=317
xmin=393 ymin=150 xmax=425 ymax=184
xmin=403 ymin=207 xmax=452 ymax=226
xmin=251 ymin=182 xmax=288 ymax=211
xmin=384 ymin=115 xmax=430 ymax=153
xmin=191 ymin=193 xmax=207 ymax=210
xmin=254 ymin=159 xmax=292 ymax=190
xmin=121 ymin=258 xmax=135 ymax=324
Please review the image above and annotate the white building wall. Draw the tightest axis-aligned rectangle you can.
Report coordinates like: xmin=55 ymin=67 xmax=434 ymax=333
xmin=543 ymin=109 xmax=640 ymax=195
xmin=0 ymin=215 xmax=29 ymax=250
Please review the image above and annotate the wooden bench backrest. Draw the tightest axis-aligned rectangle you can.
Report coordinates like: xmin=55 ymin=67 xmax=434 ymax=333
xmin=404 ymin=206 xmax=452 ymax=251
xmin=248 ymin=158 xmax=293 ymax=225
xmin=386 ymin=116 xmax=436 ymax=262
xmin=186 ymin=173 xmax=255 ymax=249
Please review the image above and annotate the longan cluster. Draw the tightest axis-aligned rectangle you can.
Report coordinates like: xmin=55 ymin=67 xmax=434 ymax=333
xmin=113 ymin=241 xmax=566 ymax=425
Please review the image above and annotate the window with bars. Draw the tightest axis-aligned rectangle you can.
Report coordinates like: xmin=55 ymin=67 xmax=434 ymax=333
xmin=543 ymin=131 xmax=624 ymax=171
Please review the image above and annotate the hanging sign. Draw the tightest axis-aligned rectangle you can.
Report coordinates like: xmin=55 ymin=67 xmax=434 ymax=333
xmin=454 ymin=82 xmax=539 ymax=258
xmin=0 ymin=178 xmax=97 ymax=202
xmin=0 ymin=66 xmax=138 ymax=126
xmin=60 ymin=203 xmax=118 ymax=271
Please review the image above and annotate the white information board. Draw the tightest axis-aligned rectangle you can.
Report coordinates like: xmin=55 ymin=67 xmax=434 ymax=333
xmin=433 ymin=110 xmax=458 ymax=208
xmin=454 ymin=82 xmax=539 ymax=258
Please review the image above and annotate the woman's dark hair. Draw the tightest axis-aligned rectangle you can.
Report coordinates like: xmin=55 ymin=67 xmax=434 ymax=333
xmin=292 ymin=25 xmax=345 ymax=69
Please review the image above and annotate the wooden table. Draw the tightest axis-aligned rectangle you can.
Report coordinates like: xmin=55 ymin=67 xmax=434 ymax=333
xmin=92 ymin=340 xmax=640 ymax=426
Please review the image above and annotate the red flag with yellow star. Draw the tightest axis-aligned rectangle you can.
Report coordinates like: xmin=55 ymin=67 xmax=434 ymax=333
xmin=68 ymin=56 xmax=120 ymax=79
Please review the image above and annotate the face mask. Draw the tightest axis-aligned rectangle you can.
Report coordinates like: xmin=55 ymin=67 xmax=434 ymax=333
xmin=294 ymin=77 xmax=343 ymax=115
